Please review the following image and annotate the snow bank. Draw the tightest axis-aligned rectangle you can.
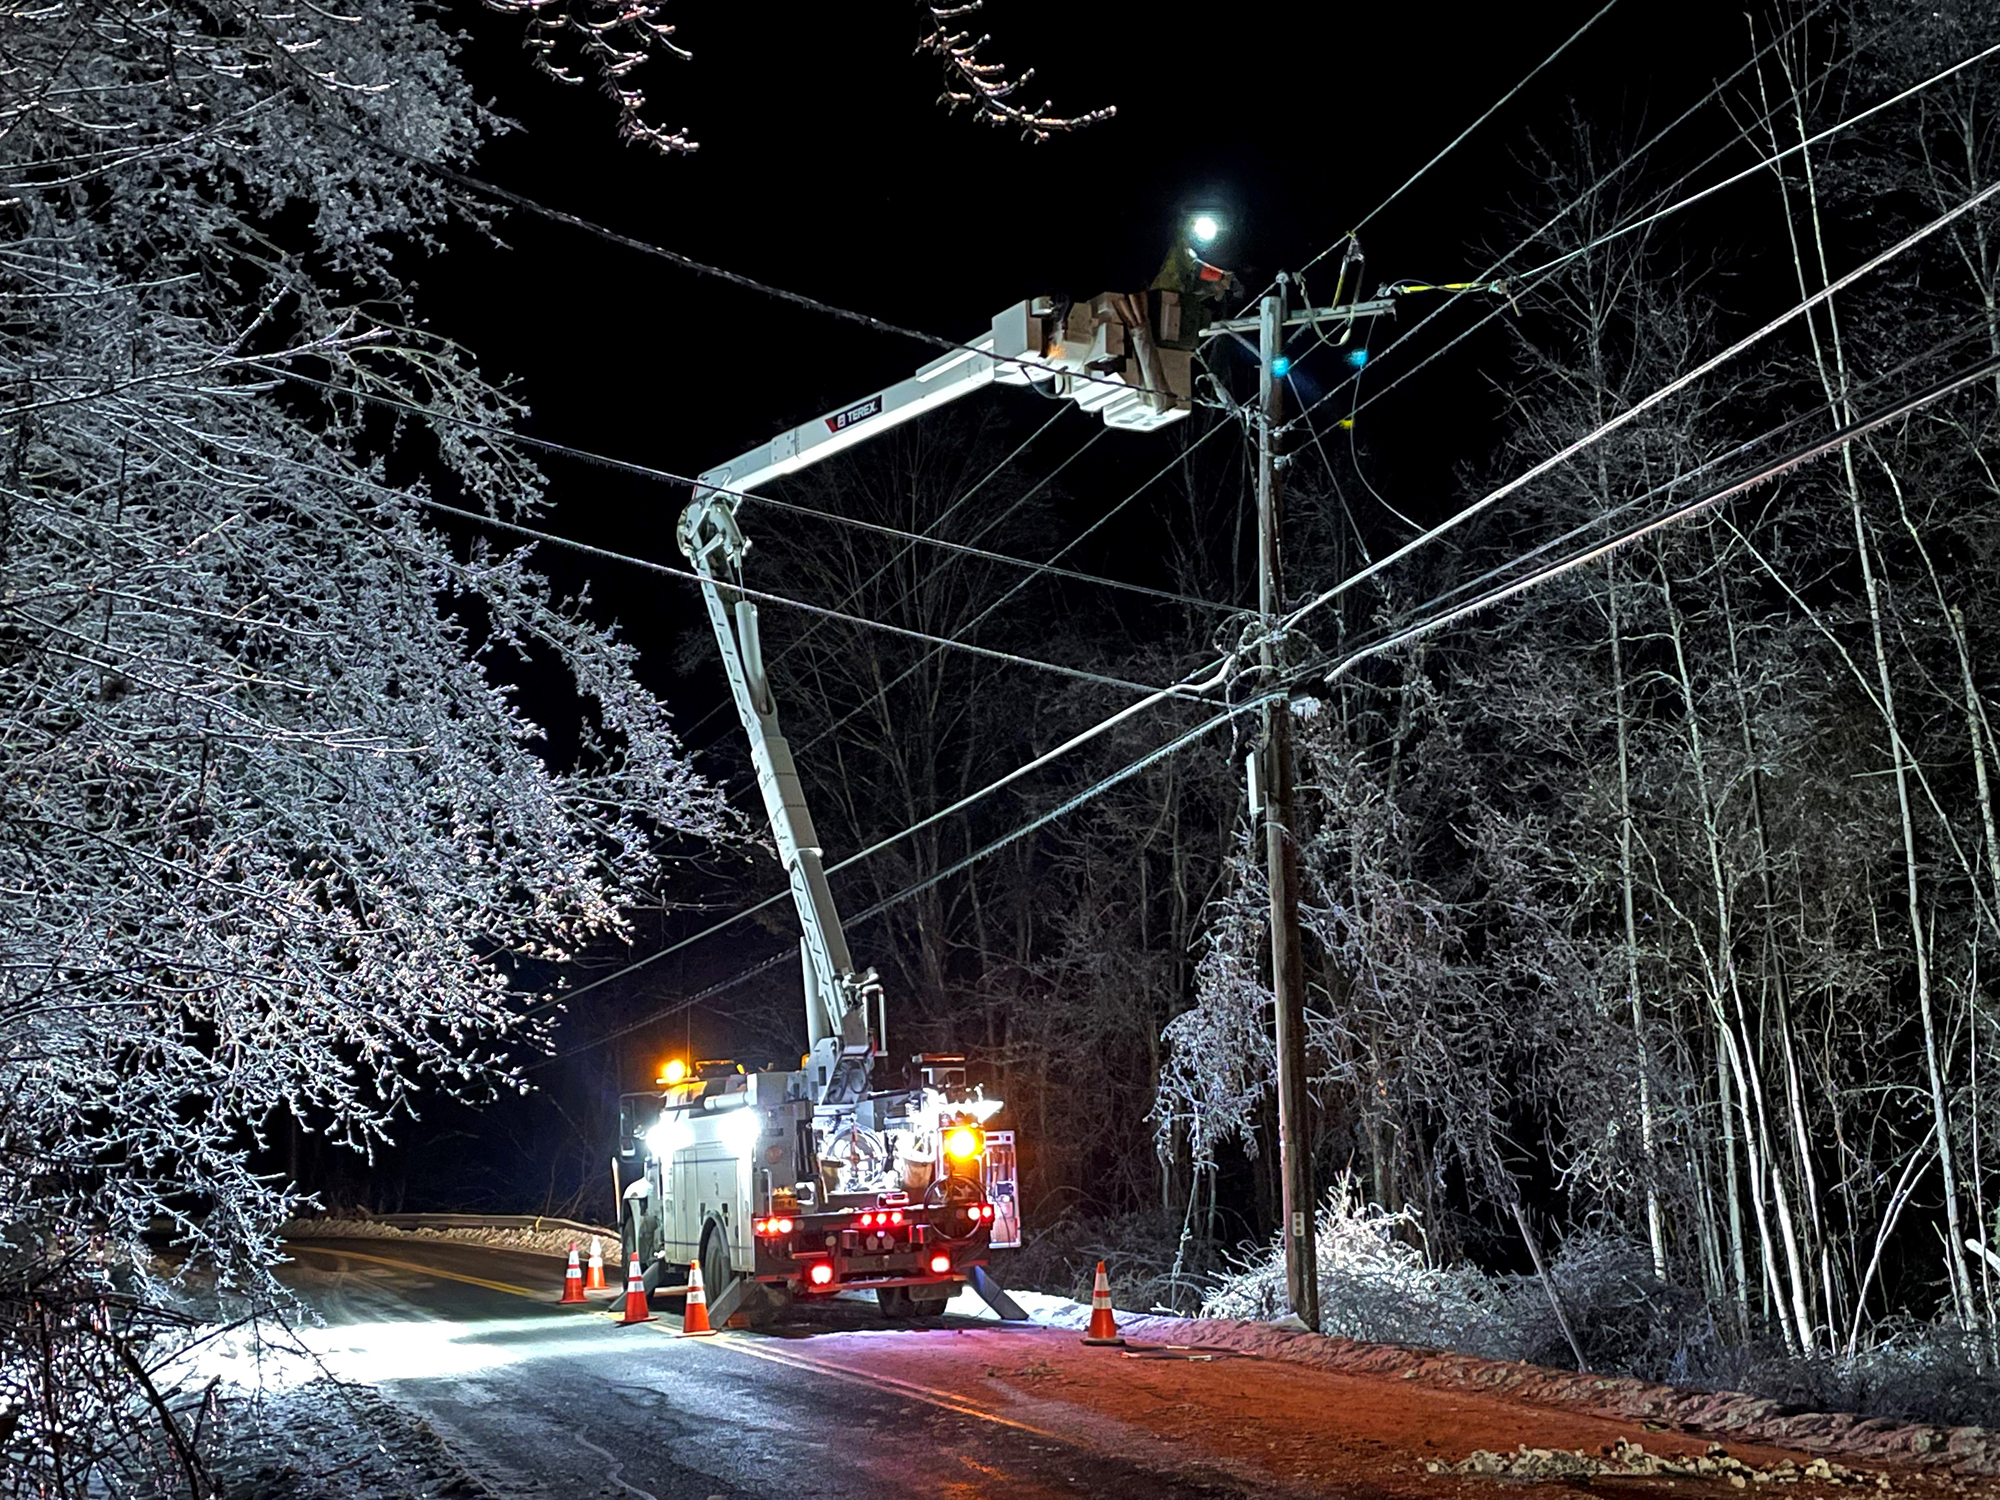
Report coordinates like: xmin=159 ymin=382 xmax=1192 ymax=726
xmin=281 ymin=1215 xmax=617 ymax=1262
xmin=1084 ymin=1311 xmax=2000 ymax=1475
xmin=949 ymin=1269 xmax=2000 ymax=1474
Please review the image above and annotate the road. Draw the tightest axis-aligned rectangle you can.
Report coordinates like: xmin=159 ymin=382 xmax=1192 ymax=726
xmin=277 ymin=1237 xmax=1951 ymax=1500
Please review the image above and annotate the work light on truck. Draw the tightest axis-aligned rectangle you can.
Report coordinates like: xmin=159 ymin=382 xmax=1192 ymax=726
xmin=943 ymin=1125 xmax=984 ymax=1162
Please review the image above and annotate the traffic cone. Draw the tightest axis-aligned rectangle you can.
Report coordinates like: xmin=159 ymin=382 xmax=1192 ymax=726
xmin=1081 ymin=1260 xmax=1124 ymax=1346
xmin=617 ymin=1252 xmax=654 ymax=1325
xmin=679 ymin=1258 xmax=715 ymax=1337
xmin=585 ymin=1236 xmax=608 ymax=1291
xmin=560 ymin=1243 xmax=586 ymax=1304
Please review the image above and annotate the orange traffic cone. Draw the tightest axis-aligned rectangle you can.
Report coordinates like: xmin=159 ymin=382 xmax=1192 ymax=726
xmin=560 ymin=1243 xmax=586 ymax=1304
xmin=617 ymin=1252 xmax=654 ymax=1325
xmin=679 ymin=1258 xmax=714 ymax=1337
xmin=585 ymin=1236 xmax=608 ymax=1291
xmin=1081 ymin=1260 xmax=1124 ymax=1346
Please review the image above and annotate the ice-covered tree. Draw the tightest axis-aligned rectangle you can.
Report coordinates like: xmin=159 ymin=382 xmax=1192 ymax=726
xmin=0 ymin=0 xmax=726 ymax=1487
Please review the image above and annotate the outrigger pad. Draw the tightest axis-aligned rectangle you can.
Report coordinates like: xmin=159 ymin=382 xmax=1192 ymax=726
xmin=703 ymin=1274 xmax=751 ymax=1328
xmin=968 ymin=1264 xmax=1030 ymax=1322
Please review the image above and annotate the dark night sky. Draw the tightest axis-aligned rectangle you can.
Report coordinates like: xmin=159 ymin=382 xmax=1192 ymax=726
xmin=406 ymin=0 xmax=1764 ymax=1086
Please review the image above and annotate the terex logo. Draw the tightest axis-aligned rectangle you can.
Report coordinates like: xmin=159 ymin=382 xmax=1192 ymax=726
xmin=826 ymin=396 xmax=883 ymax=434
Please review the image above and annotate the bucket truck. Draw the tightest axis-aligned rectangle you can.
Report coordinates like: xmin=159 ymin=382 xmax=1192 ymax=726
xmin=614 ymin=289 xmax=1192 ymax=1325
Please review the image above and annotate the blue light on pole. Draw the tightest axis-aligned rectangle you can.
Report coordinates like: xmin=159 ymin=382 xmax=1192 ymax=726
xmin=1347 ymin=347 xmax=1370 ymax=368
xmin=1270 ymin=355 xmax=1292 ymax=378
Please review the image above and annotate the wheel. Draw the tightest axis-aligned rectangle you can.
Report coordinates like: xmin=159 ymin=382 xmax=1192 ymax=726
xmin=699 ymin=1227 xmax=733 ymax=1316
xmin=875 ymin=1286 xmax=911 ymax=1317
xmin=906 ymin=1290 xmax=952 ymax=1319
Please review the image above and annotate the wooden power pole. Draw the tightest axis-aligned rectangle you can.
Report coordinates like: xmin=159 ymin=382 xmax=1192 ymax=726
xmin=1256 ymin=276 xmax=1319 ymax=1331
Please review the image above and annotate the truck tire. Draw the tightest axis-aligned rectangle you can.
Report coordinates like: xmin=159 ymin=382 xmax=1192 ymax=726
xmin=875 ymin=1286 xmax=910 ymax=1317
xmin=699 ymin=1225 xmax=733 ymax=1316
xmin=907 ymin=1290 xmax=952 ymax=1319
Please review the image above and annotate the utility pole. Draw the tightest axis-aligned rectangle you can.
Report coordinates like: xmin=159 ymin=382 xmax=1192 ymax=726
xmin=1257 ymin=274 xmax=1319 ymax=1332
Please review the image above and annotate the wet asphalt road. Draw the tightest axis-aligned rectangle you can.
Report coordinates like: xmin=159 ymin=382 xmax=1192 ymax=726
xmin=279 ymin=1238 xmax=1266 ymax=1500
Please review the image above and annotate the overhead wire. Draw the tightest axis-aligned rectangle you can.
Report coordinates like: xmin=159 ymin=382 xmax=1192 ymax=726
xmin=784 ymin=417 xmax=1238 ymax=766
xmin=401 ymin=493 xmax=1166 ymax=693
xmin=1392 ymin=316 xmax=2000 ymax=629
xmin=1268 ymin=0 xmax=1841 ymax=444
xmin=679 ymin=408 xmax=1086 ymax=765
xmin=350 ymin=124 xmax=1191 ymax=412
xmin=1229 ymin=0 xmax=1628 ymax=321
xmin=738 ymin=472 xmax=1233 ymax=612
xmin=1280 ymin=168 xmax=2000 ymax=639
xmin=1320 ymin=350 xmax=2000 ymax=680
xmin=541 ymin=649 xmax=1239 ymax=1018
xmin=544 ymin=690 xmax=1261 ymax=1059
xmin=1512 ymin=34 xmax=2000 ymax=286
xmin=245 ymin=366 xmax=1214 ymax=694
xmin=1319 ymin=0 xmax=1623 ymax=254
xmin=545 ymin=329 xmax=2000 ymax=1058
xmin=1282 ymin=11 xmax=1992 ymax=448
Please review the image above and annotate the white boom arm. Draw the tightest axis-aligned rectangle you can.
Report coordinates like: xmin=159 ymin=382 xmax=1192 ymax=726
xmin=679 ymin=291 xmax=1191 ymax=1101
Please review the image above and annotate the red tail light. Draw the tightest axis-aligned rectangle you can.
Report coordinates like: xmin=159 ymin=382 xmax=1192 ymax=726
xmin=808 ymin=1261 xmax=834 ymax=1287
xmin=890 ymin=1210 xmax=904 ymax=1225
xmin=928 ymin=1252 xmax=951 ymax=1274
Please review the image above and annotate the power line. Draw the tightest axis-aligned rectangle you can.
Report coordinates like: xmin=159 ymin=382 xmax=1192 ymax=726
xmin=1231 ymin=0 xmax=1629 ymax=323
xmin=738 ymin=489 xmax=1234 ymax=614
xmin=1514 ymin=35 xmax=2000 ymax=286
xmin=1267 ymin=0 xmax=1840 ymax=446
xmin=249 ymin=364 xmax=1193 ymax=693
xmin=1281 ymin=169 xmax=2000 ymax=637
xmin=543 ymin=650 xmax=1239 ymax=1011
xmin=544 ymin=690 xmax=1262 ymax=1060
xmin=676 ymin=407 xmax=1086 ymax=762
xmin=784 ymin=418 xmax=1238 ymax=765
xmin=1328 ymin=0 xmax=1622 ymax=252
xmin=406 ymin=492 xmax=1166 ymax=694
xmin=1284 ymin=8 xmax=1984 ymax=446
xmin=351 ymin=127 xmax=1184 ymax=411
xmin=540 ymin=341 xmax=2000 ymax=1061
xmin=1396 ymin=318 xmax=2000 ymax=628
xmin=1321 ymin=350 xmax=2000 ymax=679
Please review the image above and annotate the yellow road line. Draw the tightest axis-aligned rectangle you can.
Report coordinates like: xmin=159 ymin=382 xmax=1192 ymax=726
xmin=287 ymin=1242 xmax=550 ymax=1301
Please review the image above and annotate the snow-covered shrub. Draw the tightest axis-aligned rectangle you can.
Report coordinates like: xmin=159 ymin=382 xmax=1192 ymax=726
xmin=1203 ymin=1176 xmax=1504 ymax=1346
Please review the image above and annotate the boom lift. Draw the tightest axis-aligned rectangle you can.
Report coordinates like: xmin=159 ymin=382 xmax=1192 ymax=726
xmin=614 ymin=288 xmax=1194 ymax=1325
